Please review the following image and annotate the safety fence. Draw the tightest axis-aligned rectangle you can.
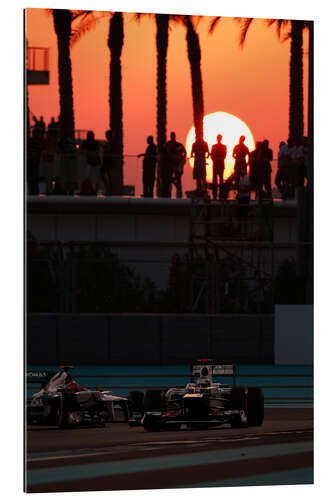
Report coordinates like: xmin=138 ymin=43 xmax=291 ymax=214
xmin=26 ymin=367 xmax=313 ymax=407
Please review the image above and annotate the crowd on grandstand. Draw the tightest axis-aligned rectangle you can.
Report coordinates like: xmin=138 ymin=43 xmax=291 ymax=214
xmin=26 ymin=117 xmax=308 ymax=200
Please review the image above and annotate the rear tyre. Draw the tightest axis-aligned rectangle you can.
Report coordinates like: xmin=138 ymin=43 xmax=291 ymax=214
xmin=142 ymin=414 xmax=161 ymax=432
xmin=163 ymin=423 xmax=181 ymax=431
xmin=127 ymin=391 xmax=144 ymax=413
xmin=230 ymin=387 xmax=247 ymax=428
xmin=143 ymin=389 xmax=165 ymax=412
xmin=246 ymin=387 xmax=264 ymax=426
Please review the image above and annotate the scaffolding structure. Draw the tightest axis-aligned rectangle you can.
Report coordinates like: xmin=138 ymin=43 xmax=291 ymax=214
xmin=188 ymin=198 xmax=276 ymax=314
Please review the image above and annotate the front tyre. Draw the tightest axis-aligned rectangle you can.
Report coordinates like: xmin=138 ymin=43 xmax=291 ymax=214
xmin=246 ymin=387 xmax=264 ymax=426
xmin=55 ymin=396 xmax=68 ymax=428
xmin=142 ymin=414 xmax=161 ymax=432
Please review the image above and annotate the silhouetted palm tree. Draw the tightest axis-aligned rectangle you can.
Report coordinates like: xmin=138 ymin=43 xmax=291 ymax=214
xmin=70 ymin=10 xmax=125 ymax=193
xmin=50 ymin=9 xmax=102 ymax=140
xmin=136 ymin=14 xmax=205 ymax=186
xmin=210 ymin=17 xmax=309 ymax=145
xmin=108 ymin=12 xmax=124 ymax=194
xmin=182 ymin=15 xmax=205 ymax=141
xmin=135 ymin=13 xmax=171 ymax=196
xmin=52 ymin=9 xmax=75 ymax=140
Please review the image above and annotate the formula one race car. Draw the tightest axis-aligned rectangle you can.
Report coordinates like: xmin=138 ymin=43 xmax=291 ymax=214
xmin=26 ymin=366 xmax=129 ymax=427
xmin=140 ymin=359 xmax=264 ymax=431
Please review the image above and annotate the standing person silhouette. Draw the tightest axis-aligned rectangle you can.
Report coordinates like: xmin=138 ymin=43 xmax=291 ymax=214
xmin=163 ymin=132 xmax=186 ymax=198
xmin=262 ymin=139 xmax=273 ymax=198
xmin=80 ymin=131 xmax=101 ymax=194
xmin=232 ymin=136 xmax=250 ymax=190
xmin=191 ymin=136 xmax=210 ymax=192
xmin=249 ymin=141 xmax=264 ymax=201
xmin=101 ymin=130 xmax=116 ymax=195
xmin=138 ymin=136 xmax=157 ymax=197
xmin=210 ymin=134 xmax=227 ymax=199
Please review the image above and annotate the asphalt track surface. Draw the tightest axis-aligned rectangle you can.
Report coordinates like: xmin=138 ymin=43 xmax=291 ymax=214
xmin=25 ymin=408 xmax=313 ymax=493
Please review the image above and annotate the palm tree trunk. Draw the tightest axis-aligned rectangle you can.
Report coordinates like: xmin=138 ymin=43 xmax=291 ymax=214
xmin=108 ymin=12 xmax=124 ymax=195
xmin=53 ymin=9 xmax=75 ymax=140
xmin=186 ymin=18 xmax=204 ymax=141
xmin=289 ymin=20 xmax=304 ymax=145
xmin=306 ymin=20 xmax=314 ymax=304
xmin=155 ymin=14 xmax=169 ymax=197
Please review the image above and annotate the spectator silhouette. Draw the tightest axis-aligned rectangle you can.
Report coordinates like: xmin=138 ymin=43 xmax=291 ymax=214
xmin=167 ymin=132 xmax=186 ymax=198
xmin=161 ymin=132 xmax=186 ymax=198
xmin=232 ymin=136 xmax=249 ymax=190
xmin=37 ymin=116 xmax=46 ymax=136
xmin=27 ymin=127 xmax=45 ymax=194
xmin=138 ymin=135 xmax=157 ymax=197
xmin=275 ymin=141 xmax=288 ymax=198
xmin=101 ymin=130 xmax=116 ymax=195
xmin=262 ymin=139 xmax=273 ymax=198
xmin=39 ymin=127 xmax=59 ymax=193
xmin=191 ymin=136 xmax=210 ymax=192
xmin=48 ymin=117 xmax=59 ymax=138
xmin=293 ymin=138 xmax=307 ymax=189
xmin=58 ymin=136 xmax=78 ymax=195
xmin=210 ymin=134 xmax=227 ymax=199
xmin=80 ymin=131 xmax=101 ymax=194
xmin=283 ymin=138 xmax=297 ymax=198
xmin=249 ymin=141 xmax=263 ymax=201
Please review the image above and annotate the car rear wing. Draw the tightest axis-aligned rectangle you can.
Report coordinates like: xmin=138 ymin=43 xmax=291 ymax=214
xmin=191 ymin=360 xmax=237 ymax=386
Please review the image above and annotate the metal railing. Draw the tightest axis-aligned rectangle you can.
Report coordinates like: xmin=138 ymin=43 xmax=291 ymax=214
xmin=26 ymin=47 xmax=49 ymax=72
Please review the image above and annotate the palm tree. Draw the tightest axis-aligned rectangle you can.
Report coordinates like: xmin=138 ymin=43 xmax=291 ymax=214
xmin=52 ymin=9 xmax=76 ymax=140
xmin=210 ymin=17 xmax=309 ymax=146
xmin=135 ymin=13 xmax=171 ymax=196
xmin=155 ymin=13 xmax=170 ymax=195
xmin=50 ymin=9 xmax=103 ymax=141
xmin=70 ymin=10 xmax=125 ymax=194
xmin=182 ymin=15 xmax=205 ymax=141
xmin=135 ymin=14 xmax=205 ymax=191
xmin=107 ymin=12 xmax=124 ymax=194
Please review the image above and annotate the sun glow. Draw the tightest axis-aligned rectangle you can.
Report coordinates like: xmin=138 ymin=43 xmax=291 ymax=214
xmin=185 ymin=112 xmax=255 ymax=182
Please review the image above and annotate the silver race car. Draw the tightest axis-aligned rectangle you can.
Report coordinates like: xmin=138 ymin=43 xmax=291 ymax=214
xmin=26 ymin=366 xmax=129 ymax=427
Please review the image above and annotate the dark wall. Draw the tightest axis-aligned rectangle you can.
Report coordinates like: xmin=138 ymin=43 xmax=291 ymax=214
xmin=26 ymin=313 xmax=274 ymax=365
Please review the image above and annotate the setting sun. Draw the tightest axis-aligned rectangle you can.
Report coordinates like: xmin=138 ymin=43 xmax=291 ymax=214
xmin=185 ymin=111 xmax=255 ymax=182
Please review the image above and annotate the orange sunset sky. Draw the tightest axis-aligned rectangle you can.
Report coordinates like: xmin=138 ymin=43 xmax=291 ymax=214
xmin=26 ymin=8 xmax=309 ymax=189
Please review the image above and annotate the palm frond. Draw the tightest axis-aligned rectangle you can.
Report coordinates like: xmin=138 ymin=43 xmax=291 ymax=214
xmin=238 ymin=18 xmax=254 ymax=47
xmin=134 ymin=12 xmax=146 ymax=22
xmin=70 ymin=12 xmax=107 ymax=46
xmin=209 ymin=16 xmax=221 ymax=34
xmin=265 ymin=18 xmax=290 ymax=41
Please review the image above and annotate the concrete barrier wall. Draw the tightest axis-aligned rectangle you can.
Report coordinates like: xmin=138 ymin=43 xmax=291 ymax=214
xmin=26 ymin=313 xmax=274 ymax=365
xmin=275 ymin=305 xmax=313 ymax=365
xmin=27 ymin=197 xmax=298 ymax=288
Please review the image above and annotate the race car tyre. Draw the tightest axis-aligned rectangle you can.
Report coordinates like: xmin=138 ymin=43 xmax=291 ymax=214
xmin=127 ymin=391 xmax=144 ymax=412
xmin=230 ymin=387 xmax=247 ymax=428
xmin=142 ymin=415 xmax=161 ymax=432
xmin=163 ymin=423 xmax=181 ymax=431
xmin=128 ymin=420 xmax=141 ymax=427
xmin=143 ymin=389 xmax=165 ymax=412
xmin=246 ymin=387 xmax=264 ymax=426
xmin=186 ymin=423 xmax=209 ymax=430
xmin=47 ymin=400 xmax=60 ymax=425
xmin=55 ymin=396 xmax=68 ymax=428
